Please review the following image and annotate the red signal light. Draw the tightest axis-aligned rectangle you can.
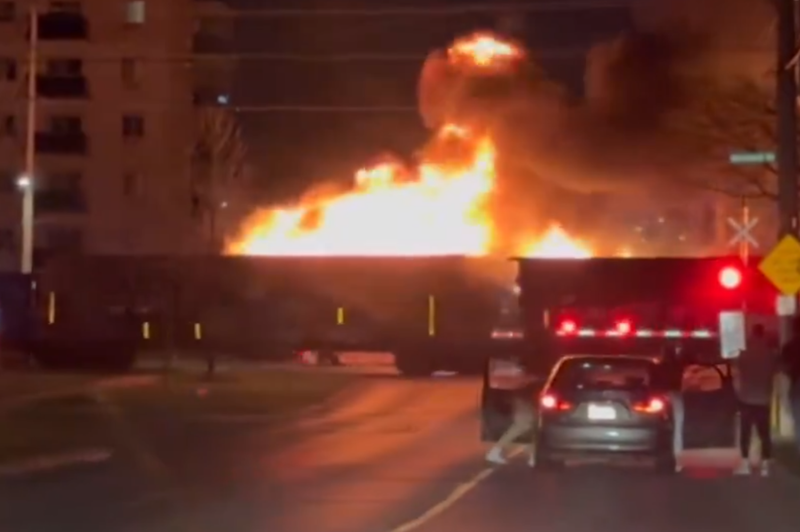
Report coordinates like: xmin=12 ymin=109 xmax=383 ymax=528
xmin=615 ymin=319 xmax=632 ymax=335
xmin=718 ymin=266 xmax=742 ymax=289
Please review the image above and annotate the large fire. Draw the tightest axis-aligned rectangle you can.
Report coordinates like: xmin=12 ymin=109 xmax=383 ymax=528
xmin=227 ymin=32 xmax=595 ymax=260
xmin=522 ymin=225 xmax=592 ymax=259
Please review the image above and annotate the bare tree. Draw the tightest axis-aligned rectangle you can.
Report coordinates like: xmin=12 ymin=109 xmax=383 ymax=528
xmin=667 ymin=78 xmax=780 ymax=201
xmin=191 ymin=106 xmax=247 ymax=251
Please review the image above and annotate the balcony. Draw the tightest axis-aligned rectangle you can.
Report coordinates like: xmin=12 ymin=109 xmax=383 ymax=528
xmin=36 ymin=12 xmax=89 ymax=40
xmin=36 ymin=76 xmax=88 ymax=99
xmin=35 ymin=132 xmax=88 ymax=155
xmin=35 ymin=189 xmax=87 ymax=215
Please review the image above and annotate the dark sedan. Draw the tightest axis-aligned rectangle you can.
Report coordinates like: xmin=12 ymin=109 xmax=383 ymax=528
xmin=534 ymin=354 xmax=675 ymax=472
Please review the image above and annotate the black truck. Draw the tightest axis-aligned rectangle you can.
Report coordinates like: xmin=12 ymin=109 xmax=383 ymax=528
xmin=27 ymin=255 xmax=526 ymax=374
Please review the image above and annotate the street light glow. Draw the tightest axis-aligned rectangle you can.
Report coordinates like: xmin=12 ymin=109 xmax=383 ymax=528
xmin=17 ymin=175 xmax=31 ymax=189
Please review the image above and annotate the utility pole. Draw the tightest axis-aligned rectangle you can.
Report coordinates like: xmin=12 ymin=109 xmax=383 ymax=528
xmin=20 ymin=7 xmax=38 ymax=274
xmin=777 ymin=0 xmax=799 ymax=345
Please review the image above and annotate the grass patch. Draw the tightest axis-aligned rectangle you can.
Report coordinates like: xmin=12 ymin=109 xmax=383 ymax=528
xmin=109 ymin=369 xmax=355 ymax=417
xmin=0 ymin=369 xmax=354 ymax=467
xmin=0 ymin=372 xmax=97 ymax=404
xmin=0 ymin=394 xmax=114 ymax=466
xmin=775 ymin=443 xmax=800 ymax=476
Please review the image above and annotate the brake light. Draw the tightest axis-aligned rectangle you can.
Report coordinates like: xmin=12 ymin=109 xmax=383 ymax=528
xmin=541 ymin=394 xmax=557 ymax=409
xmin=615 ymin=319 xmax=632 ymax=335
xmin=559 ymin=320 xmax=577 ymax=334
xmin=540 ymin=393 xmax=572 ymax=411
xmin=718 ymin=266 xmax=742 ymax=289
xmin=633 ymin=397 xmax=666 ymax=414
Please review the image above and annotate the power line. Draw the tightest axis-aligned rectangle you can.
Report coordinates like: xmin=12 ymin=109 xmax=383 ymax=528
xmin=227 ymin=105 xmax=417 ymax=113
xmin=12 ymin=47 xmax=774 ymax=64
xmin=10 ymin=48 xmax=591 ymax=62
xmin=198 ymin=2 xmax=634 ymax=18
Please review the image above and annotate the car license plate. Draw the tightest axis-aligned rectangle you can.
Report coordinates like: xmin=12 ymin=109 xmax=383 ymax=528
xmin=587 ymin=404 xmax=616 ymax=421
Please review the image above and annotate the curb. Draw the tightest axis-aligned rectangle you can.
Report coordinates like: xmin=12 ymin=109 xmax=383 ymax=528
xmin=0 ymin=448 xmax=113 ymax=479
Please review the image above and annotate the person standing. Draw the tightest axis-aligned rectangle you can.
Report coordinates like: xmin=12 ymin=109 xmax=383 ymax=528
xmin=734 ymin=323 xmax=779 ymax=476
xmin=654 ymin=345 xmax=687 ymax=472
xmin=780 ymin=316 xmax=800 ymax=454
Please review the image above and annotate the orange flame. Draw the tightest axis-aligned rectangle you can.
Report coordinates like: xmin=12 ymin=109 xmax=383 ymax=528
xmin=228 ymin=130 xmax=496 ymax=256
xmin=447 ymin=32 xmax=523 ymax=68
xmin=227 ymin=32 xmax=593 ymax=260
xmin=522 ymin=225 xmax=593 ymax=259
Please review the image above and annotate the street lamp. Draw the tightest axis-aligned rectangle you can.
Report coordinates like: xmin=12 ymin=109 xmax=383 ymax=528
xmin=17 ymin=174 xmax=34 ymax=274
xmin=21 ymin=7 xmax=37 ymax=274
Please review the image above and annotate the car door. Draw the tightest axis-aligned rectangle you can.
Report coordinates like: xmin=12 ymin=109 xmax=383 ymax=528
xmin=680 ymin=362 xmax=738 ymax=448
xmin=480 ymin=356 xmax=544 ymax=442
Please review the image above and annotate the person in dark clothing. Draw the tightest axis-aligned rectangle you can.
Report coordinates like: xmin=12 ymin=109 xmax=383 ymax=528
xmin=734 ymin=323 xmax=779 ymax=476
xmin=781 ymin=317 xmax=800 ymax=453
xmin=654 ymin=345 xmax=687 ymax=472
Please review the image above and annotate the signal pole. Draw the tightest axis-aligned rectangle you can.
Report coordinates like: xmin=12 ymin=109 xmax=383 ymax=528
xmin=20 ymin=7 xmax=38 ymax=274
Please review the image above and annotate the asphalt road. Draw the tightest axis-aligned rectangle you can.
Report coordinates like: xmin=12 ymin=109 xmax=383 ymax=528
xmin=2 ymin=374 xmax=800 ymax=532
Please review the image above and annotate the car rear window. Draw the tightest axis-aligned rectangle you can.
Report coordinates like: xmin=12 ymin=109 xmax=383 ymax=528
xmin=551 ymin=358 xmax=654 ymax=391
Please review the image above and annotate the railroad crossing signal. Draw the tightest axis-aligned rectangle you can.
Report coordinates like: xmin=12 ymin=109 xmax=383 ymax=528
xmin=727 ymin=217 xmax=759 ymax=248
xmin=758 ymin=234 xmax=800 ymax=295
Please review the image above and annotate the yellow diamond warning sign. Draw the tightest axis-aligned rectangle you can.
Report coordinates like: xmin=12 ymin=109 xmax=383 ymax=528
xmin=758 ymin=234 xmax=800 ymax=295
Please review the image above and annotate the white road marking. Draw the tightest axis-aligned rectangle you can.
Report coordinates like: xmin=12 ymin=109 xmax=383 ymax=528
xmin=386 ymin=447 xmax=523 ymax=532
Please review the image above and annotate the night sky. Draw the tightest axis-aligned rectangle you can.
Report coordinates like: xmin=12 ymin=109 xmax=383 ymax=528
xmin=224 ymin=0 xmax=632 ymax=203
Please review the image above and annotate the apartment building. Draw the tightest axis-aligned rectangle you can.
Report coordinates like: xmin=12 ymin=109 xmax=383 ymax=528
xmin=0 ymin=0 xmax=209 ymax=271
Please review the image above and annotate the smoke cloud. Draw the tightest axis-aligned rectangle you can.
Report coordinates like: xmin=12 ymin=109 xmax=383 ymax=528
xmin=416 ymin=0 xmax=775 ymax=227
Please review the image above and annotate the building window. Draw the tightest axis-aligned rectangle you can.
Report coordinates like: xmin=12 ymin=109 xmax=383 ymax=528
xmin=125 ymin=1 xmax=145 ymax=24
xmin=0 ymin=229 xmax=14 ymax=251
xmin=121 ymin=58 xmax=139 ymax=88
xmin=122 ymin=114 xmax=144 ymax=138
xmin=0 ymin=2 xmax=15 ymax=22
xmin=2 ymin=115 xmax=15 ymax=136
xmin=122 ymin=172 xmax=141 ymax=197
xmin=1 ymin=58 xmax=16 ymax=81
xmin=45 ymin=58 xmax=83 ymax=77
xmin=50 ymin=1 xmax=83 ymax=13
xmin=49 ymin=115 xmax=83 ymax=134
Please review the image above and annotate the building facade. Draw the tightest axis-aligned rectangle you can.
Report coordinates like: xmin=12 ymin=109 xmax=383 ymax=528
xmin=0 ymin=0 xmax=207 ymax=271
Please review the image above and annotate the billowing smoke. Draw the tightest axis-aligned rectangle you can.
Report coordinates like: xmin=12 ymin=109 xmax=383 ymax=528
xmin=416 ymin=0 xmax=775 ymax=234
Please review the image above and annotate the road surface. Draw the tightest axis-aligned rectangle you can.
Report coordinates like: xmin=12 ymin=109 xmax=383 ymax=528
xmin=1 ymin=375 xmax=799 ymax=532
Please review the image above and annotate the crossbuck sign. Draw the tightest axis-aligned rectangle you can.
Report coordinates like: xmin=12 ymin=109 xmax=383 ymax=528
xmin=727 ymin=217 xmax=759 ymax=248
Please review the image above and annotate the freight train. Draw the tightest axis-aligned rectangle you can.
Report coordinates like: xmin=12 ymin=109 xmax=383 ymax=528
xmin=3 ymin=255 xmax=523 ymax=374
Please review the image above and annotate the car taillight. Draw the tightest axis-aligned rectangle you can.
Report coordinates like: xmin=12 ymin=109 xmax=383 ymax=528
xmin=633 ymin=397 xmax=666 ymax=414
xmin=615 ymin=319 xmax=632 ymax=335
xmin=540 ymin=393 xmax=572 ymax=411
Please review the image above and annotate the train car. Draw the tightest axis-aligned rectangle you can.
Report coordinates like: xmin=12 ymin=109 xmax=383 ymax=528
xmin=34 ymin=255 xmax=524 ymax=375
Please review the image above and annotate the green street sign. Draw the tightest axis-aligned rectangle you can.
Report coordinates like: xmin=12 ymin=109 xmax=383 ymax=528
xmin=729 ymin=151 xmax=776 ymax=165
